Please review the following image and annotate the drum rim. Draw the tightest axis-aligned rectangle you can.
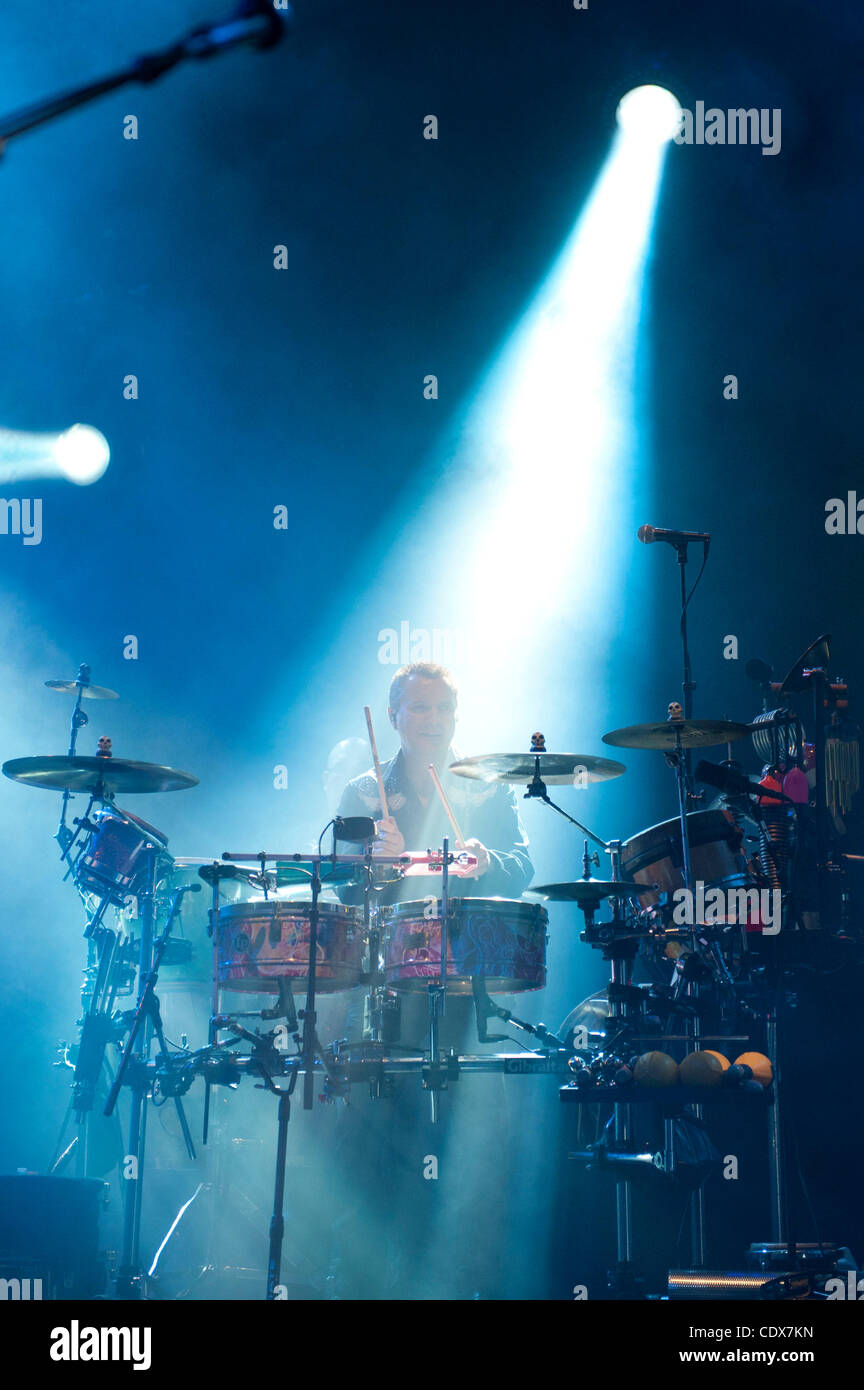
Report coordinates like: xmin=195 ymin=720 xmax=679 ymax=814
xmin=89 ymin=805 xmax=170 ymax=847
xmin=216 ymin=899 xmax=358 ymax=920
xmin=622 ymin=809 xmax=741 ymax=862
xmin=383 ymin=895 xmax=548 ymax=921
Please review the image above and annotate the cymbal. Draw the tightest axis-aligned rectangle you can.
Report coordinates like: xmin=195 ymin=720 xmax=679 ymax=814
xmin=528 ymin=878 xmax=646 ymax=903
xmin=2 ymin=755 xmax=199 ymax=794
xmin=779 ymin=633 xmax=831 ymax=695
xmin=45 ymin=678 xmax=119 ymax=700
xmin=448 ymin=752 xmax=626 ymax=785
xmin=602 ymin=719 xmax=751 ymax=751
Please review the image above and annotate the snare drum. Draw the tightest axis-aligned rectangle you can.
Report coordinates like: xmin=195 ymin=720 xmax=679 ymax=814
xmin=621 ymin=809 xmax=749 ymax=906
xmin=382 ymin=897 xmax=548 ymax=994
xmin=76 ymin=807 xmax=169 ymax=905
xmin=215 ymin=900 xmax=365 ymax=993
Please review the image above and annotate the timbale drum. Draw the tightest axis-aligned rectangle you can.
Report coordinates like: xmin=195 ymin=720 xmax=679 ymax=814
xmin=214 ymin=899 xmax=365 ymax=993
xmin=382 ymin=896 xmax=548 ymax=994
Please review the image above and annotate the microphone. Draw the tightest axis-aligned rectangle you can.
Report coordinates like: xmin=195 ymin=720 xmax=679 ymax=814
xmin=333 ymin=815 xmax=376 ymax=842
xmin=695 ymin=759 xmax=795 ymax=806
xmin=183 ymin=0 xmax=288 ymax=59
xmin=637 ymin=524 xmax=711 ymax=547
xmin=169 ymin=882 xmax=202 ymax=909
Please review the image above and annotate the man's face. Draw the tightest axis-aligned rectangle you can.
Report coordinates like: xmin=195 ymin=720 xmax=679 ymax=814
xmin=390 ymin=676 xmax=457 ymax=763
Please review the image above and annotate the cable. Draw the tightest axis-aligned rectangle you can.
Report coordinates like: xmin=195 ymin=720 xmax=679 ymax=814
xmin=683 ymin=542 xmax=710 ymax=613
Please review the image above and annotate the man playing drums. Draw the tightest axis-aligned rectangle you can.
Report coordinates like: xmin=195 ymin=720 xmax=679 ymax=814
xmin=336 ymin=661 xmax=533 ymax=900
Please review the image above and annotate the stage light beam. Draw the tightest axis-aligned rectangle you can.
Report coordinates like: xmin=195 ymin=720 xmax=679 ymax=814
xmin=450 ymin=95 xmax=677 ymax=704
xmin=0 ymin=423 xmax=110 ymax=485
xmin=616 ymin=85 xmax=682 ymax=145
xmin=53 ymin=424 xmax=111 ymax=485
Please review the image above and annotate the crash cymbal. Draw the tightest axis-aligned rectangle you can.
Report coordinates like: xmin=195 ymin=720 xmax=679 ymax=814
xmin=528 ymin=878 xmax=646 ymax=903
xmin=602 ymin=719 xmax=751 ymax=751
xmin=448 ymin=752 xmax=626 ymax=785
xmin=779 ymin=633 xmax=831 ymax=695
xmin=45 ymin=678 xmax=119 ymax=700
xmin=2 ymin=755 xmax=199 ymax=794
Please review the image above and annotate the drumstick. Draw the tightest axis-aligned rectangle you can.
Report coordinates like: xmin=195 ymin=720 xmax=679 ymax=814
xmin=428 ymin=762 xmax=466 ymax=849
xmin=363 ymin=705 xmax=390 ymax=819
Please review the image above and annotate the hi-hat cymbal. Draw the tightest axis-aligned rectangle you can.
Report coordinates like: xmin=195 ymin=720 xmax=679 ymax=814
xmin=2 ymin=755 xmax=199 ymax=794
xmin=528 ymin=878 xmax=646 ymax=904
xmin=448 ymin=753 xmax=626 ymax=785
xmin=45 ymin=679 xmax=119 ymax=700
xmin=602 ymin=719 xmax=751 ymax=751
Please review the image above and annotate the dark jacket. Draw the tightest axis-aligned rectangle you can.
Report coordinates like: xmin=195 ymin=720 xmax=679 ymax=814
xmin=336 ymin=748 xmax=533 ymax=904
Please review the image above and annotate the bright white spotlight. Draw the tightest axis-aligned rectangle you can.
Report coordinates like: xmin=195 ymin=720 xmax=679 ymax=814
xmin=0 ymin=422 xmax=110 ymax=485
xmin=54 ymin=424 xmax=111 ymax=485
xmin=616 ymin=85 xmax=681 ymax=145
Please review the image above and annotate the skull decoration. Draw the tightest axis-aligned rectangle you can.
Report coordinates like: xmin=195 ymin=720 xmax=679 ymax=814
xmin=667 ymin=702 xmax=684 ymax=721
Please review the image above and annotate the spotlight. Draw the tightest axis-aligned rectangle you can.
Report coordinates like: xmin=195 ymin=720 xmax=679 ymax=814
xmin=0 ymin=423 xmax=110 ymax=485
xmin=616 ymin=85 xmax=682 ymax=145
xmin=54 ymin=424 xmax=110 ymax=485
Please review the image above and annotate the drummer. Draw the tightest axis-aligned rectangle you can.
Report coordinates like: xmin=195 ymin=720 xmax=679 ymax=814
xmin=330 ymin=664 xmax=533 ymax=1299
xmin=336 ymin=661 xmax=533 ymax=901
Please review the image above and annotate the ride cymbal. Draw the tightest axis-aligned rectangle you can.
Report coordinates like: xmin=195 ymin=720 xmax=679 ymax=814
xmin=448 ymin=752 xmax=626 ymax=785
xmin=602 ymin=720 xmax=751 ymax=751
xmin=2 ymin=755 xmax=199 ymax=794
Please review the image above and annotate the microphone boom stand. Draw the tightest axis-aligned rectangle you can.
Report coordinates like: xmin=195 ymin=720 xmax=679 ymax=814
xmin=0 ymin=3 xmax=286 ymax=157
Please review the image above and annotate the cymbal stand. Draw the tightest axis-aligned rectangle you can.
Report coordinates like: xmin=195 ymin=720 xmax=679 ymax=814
xmin=61 ymin=785 xmax=112 ymax=884
xmin=763 ymin=980 xmax=792 ymax=1253
xmin=55 ymin=662 xmax=91 ymax=857
xmin=298 ymin=857 xmax=324 ymax=1111
xmin=358 ymin=840 xmax=385 ymax=1044
xmin=666 ymin=720 xmax=694 ymax=894
xmin=803 ymin=664 xmax=832 ymax=925
xmin=577 ymin=896 xmax=645 ymax=1295
xmin=48 ymin=921 xmax=133 ymax=1181
xmin=676 ymin=541 xmax=699 ymax=791
xmin=523 ymin=760 xmax=609 ymax=849
xmin=662 ymin=717 xmax=713 ymax=1263
xmin=424 ymin=836 xmax=449 ymax=1123
xmin=105 ymin=853 xmax=196 ymax=1296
